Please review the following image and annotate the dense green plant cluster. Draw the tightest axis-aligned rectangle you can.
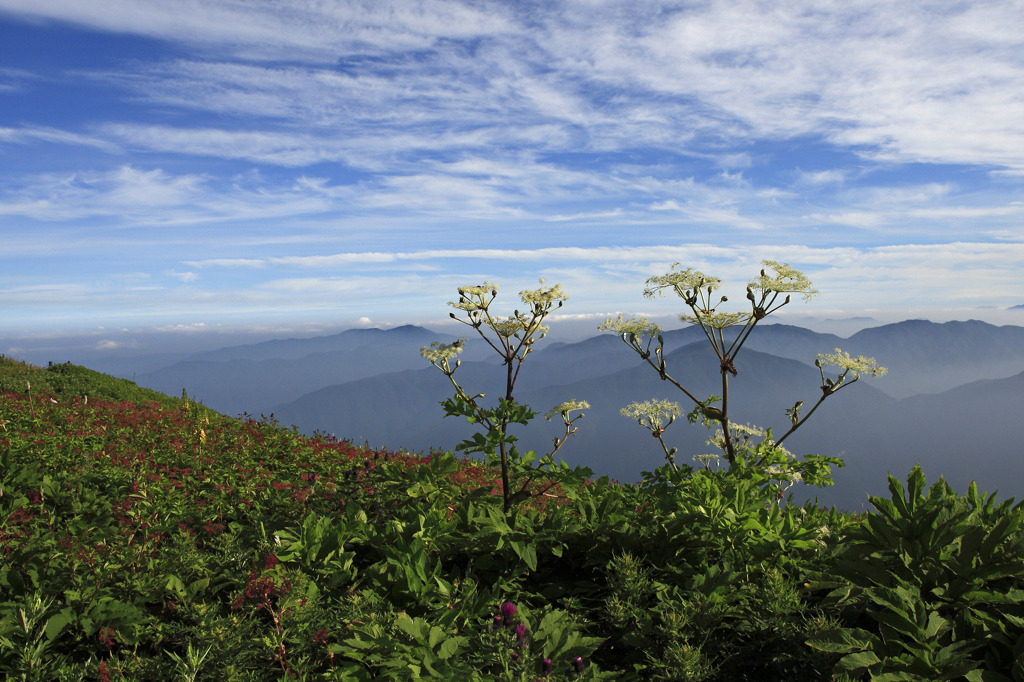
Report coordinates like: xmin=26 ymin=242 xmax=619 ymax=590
xmin=808 ymin=466 xmax=1024 ymax=681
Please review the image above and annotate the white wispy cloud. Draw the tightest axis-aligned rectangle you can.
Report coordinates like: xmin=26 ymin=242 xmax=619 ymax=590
xmin=5 ymin=1 xmax=1022 ymax=170
xmin=1 ymin=0 xmax=1022 ymax=336
xmin=0 ymin=125 xmax=120 ymax=152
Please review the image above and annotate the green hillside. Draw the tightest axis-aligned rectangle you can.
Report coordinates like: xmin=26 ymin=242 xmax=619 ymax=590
xmin=2 ymin=359 xmax=1023 ymax=680
xmin=0 ymin=356 xmax=182 ymax=408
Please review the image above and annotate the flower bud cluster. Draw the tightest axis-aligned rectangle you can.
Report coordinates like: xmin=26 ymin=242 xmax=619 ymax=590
xmin=620 ymin=399 xmax=681 ymax=433
xmin=420 ymin=339 xmax=465 ymax=363
xmin=544 ymin=399 xmax=590 ymax=421
xmin=491 ymin=601 xmax=590 ymax=678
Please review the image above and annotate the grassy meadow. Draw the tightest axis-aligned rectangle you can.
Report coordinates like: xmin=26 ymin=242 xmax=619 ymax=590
xmin=1 ymin=356 xmax=1023 ymax=680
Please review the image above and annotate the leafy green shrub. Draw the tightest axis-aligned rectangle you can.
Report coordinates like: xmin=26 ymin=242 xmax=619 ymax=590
xmin=808 ymin=465 xmax=1024 ymax=681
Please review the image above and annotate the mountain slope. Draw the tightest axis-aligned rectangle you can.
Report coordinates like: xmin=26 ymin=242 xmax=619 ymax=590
xmin=843 ymin=320 xmax=1024 ymax=397
xmin=134 ymin=326 xmax=477 ymax=416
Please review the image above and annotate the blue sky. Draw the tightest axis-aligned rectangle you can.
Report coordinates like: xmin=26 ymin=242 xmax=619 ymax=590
xmin=2 ymin=1 xmax=1023 ymax=355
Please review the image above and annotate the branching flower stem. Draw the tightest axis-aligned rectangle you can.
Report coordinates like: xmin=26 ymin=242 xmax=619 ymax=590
xmin=424 ymin=281 xmax=582 ymax=515
xmin=454 ymin=291 xmax=551 ymax=513
xmin=775 ymin=349 xmax=887 ymax=448
xmin=604 ymin=260 xmax=849 ymax=470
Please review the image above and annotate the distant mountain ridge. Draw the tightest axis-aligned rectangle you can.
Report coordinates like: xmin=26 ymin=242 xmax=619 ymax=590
xmin=133 ymin=325 xmax=494 ymax=416
xmin=120 ymin=319 xmax=1024 ymax=510
xmin=193 ymin=325 xmax=437 ymax=363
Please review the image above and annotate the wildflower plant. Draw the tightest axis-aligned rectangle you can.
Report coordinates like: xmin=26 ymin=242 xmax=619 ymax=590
xmin=422 ymin=281 xmax=590 ymax=515
xmin=602 ymin=260 xmax=885 ymax=491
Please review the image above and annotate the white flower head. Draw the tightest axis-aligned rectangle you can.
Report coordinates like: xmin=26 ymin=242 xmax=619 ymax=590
xmin=545 ymin=399 xmax=590 ymax=420
xmin=621 ymin=399 xmax=681 ymax=431
xmin=519 ymin=279 xmax=568 ymax=306
xmin=748 ymin=260 xmax=819 ymax=302
xmin=449 ymin=282 xmax=498 ymax=313
xmin=679 ymin=310 xmax=750 ymax=329
xmin=599 ymin=314 xmax=663 ymax=338
xmin=692 ymin=453 xmax=722 ymax=469
xmin=815 ymin=348 xmax=887 ymax=379
xmin=643 ymin=264 xmax=720 ymax=299
xmin=421 ymin=339 xmax=466 ymax=363
xmin=729 ymin=422 xmax=765 ymax=438
xmin=489 ymin=316 xmax=547 ymax=340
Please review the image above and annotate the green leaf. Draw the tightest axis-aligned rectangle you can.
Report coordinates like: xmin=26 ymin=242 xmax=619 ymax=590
xmin=437 ymin=636 xmax=466 ymax=660
xmin=907 ymin=464 xmax=927 ymax=506
xmin=396 ymin=613 xmax=427 ymax=642
xmin=806 ymin=627 xmax=877 ymax=654
xmin=923 ymin=611 xmax=950 ymax=640
xmin=510 ymin=540 xmax=538 ymax=571
xmin=428 ymin=625 xmax=445 ymax=649
xmin=981 ymin=514 xmax=1019 ymax=557
xmin=835 ymin=650 xmax=882 ymax=673
xmin=44 ymin=611 xmax=74 ymax=641
xmin=872 ymin=609 xmax=924 ymax=641
xmin=186 ymin=577 xmax=210 ymax=600
xmin=965 ymin=670 xmax=1012 ymax=682
xmin=164 ymin=574 xmax=187 ymax=600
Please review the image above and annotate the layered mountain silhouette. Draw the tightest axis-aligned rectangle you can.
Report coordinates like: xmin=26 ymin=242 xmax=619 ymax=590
xmin=134 ymin=325 xmax=492 ymax=416
xmin=126 ymin=320 xmax=1024 ymax=511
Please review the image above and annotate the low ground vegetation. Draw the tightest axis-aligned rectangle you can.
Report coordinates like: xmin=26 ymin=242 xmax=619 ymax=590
xmin=1 ymin=355 xmax=1022 ymax=680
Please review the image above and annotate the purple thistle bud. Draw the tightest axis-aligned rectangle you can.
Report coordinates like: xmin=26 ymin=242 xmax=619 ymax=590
xmin=515 ymin=622 xmax=529 ymax=647
xmin=541 ymin=658 xmax=553 ymax=675
xmin=572 ymin=656 xmax=585 ymax=673
xmin=500 ymin=601 xmax=517 ymax=627
xmin=491 ymin=614 xmax=502 ymax=631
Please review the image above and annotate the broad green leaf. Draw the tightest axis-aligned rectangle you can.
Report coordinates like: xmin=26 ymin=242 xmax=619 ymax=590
xmin=438 ymin=635 xmax=466 ymax=660
xmin=44 ymin=611 xmax=74 ymax=641
xmin=428 ymin=625 xmax=445 ymax=649
xmin=923 ymin=611 xmax=950 ymax=640
xmin=164 ymin=574 xmax=187 ymax=600
xmin=835 ymin=650 xmax=882 ymax=673
xmin=806 ymin=627 xmax=876 ymax=653
xmin=872 ymin=610 xmax=924 ymax=641
xmin=186 ymin=577 xmax=210 ymax=600
xmin=886 ymin=474 xmax=910 ymax=518
xmin=965 ymin=670 xmax=1012 ymax=682
xmin=396 ymin=613 xmax=427 ymax=642
xmin=907 ymin=465 xmax=927 ymax=507
xmin=980 ymin=514 xmax=1020 ymax=557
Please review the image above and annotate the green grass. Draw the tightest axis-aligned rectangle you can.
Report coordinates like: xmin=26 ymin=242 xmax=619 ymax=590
xmin=0 ymin=356 xmax=180 ymax=407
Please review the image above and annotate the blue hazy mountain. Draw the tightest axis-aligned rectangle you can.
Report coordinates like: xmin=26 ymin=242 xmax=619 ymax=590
xmin=133 ymin=325 xmax=490 ymax=416
xmin=120 ymin=320 xmax=1024 ymax=510
xmin=272 ymin=341 xmax=898 ymax=510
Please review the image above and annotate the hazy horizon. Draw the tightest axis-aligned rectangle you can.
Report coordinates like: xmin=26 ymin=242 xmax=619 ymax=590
xmin=6 ymin=309 xmax=1024 ymax=373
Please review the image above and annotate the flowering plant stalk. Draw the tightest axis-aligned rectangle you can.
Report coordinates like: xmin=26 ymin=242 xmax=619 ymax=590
xmin=602 ymin=260 xmax=886 ymax=491
xmin=423 ymin=281 xmax=590 ymax=515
